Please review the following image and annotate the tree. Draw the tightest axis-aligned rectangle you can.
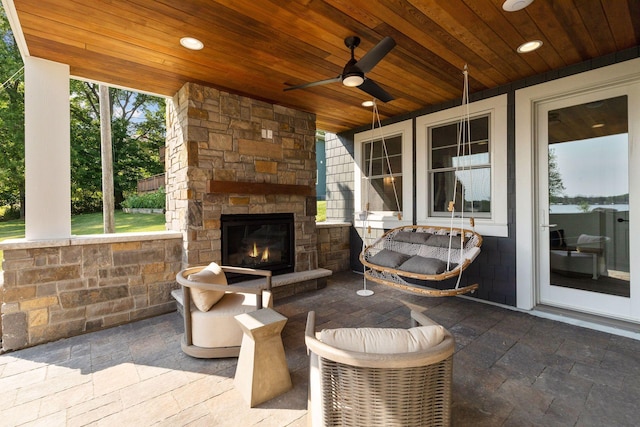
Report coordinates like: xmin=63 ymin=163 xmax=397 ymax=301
xmin=0 ymin=6 xmax=25 ymax=218
xmin=69 ymin=80 xmax=165 ymax=213
xmin=99 ymin=84 xmax=115 ymax=232
xmin=548 ymin=147 xmax=565 ymax=204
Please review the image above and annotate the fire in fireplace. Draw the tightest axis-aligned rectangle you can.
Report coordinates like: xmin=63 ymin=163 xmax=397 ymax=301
xmin=221 ymin=213 xmax=295 ymax=282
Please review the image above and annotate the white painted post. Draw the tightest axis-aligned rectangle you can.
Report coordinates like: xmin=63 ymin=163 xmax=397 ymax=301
xmin=24 ymin=57 xmax=71 ymax=240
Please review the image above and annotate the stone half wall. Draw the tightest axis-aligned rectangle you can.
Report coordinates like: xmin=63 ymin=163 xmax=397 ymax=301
xmin=0 ymin=232 xmax=183 ymax=352
xmin=165 ymin=82 xmax=319 ymax=271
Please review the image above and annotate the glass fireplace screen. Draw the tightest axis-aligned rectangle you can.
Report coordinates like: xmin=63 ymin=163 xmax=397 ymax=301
xmin=221 ymin=213 xmax=294 ymax=281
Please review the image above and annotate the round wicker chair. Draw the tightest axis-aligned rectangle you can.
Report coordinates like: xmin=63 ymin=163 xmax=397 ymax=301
xmin=305 ymin=310 xmax=455 ymax=427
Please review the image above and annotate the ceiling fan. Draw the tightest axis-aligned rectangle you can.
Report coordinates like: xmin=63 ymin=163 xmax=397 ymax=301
xmin=284 ymin=35 xmax=396 ymax=102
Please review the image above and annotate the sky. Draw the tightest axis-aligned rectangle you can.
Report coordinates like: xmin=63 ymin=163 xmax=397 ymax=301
xmin=551 ymin=133 xmax=628 ymax=198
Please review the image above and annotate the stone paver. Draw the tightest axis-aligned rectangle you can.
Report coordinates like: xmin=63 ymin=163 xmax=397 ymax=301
xmin=1 ymin=271 xmax=639 ymax=426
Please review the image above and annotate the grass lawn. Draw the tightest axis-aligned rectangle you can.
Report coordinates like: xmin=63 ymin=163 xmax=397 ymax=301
xmin=316 ymin=200 xmax=326 ymax=222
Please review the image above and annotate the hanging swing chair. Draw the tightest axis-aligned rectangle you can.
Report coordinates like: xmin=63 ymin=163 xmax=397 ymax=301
xmin=360 ymin=224 xmax=482 ymax=296
xmin=359 ymin=65 xmax=482 ymax=297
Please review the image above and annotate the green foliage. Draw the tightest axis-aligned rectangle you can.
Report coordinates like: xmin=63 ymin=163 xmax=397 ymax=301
xmin=1 ymin=9 xmax=165 ymax=217
xmin=70 ymin=81 xmax=166 ymax=213
xmin=578 ymin=200 xmax=591 ymax=213
xmin=316 ymin=200 xmax=326 ymax=222
xmin=548 ymin=148 xmax=565 ymax=203
xmin=0 ymin=7 xmax=25 ymax=215
xmin=71 ymin=187 xmax=103 ymax=214
xmin=121 ymin=188 xmax=166 ymax=209
xmin=0 ymin=205 xmax=20 ymax=220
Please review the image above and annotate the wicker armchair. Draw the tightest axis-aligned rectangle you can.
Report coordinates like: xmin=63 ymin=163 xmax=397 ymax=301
xmin=305 ymin=310 xmax=454 ymax=427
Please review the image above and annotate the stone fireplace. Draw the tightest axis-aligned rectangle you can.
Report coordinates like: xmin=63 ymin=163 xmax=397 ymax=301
xmin=165 ymin=82 xmax=329 ymax=297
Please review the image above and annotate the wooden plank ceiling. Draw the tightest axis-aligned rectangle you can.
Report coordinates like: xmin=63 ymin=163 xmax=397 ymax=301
xmin=9 ymin=0 xmax=640 ymax=133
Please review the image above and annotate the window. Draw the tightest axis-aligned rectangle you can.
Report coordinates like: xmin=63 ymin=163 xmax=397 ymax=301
xmin=429 ymin=115 xmax=491 ymax=217
xmin=416 ymin=95 xmax=507 ymax=237
xmin=355 ymin=119 xmax=412 ymax=229
xmin=363 ymin=135 xmax=402 ymax=211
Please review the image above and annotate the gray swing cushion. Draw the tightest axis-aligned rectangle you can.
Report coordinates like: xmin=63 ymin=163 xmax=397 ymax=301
xmin=399 ymin=255 xmax=447 ymax=275
xmin=368 ymin=249 xmax=411 ymax=269
xmin=426 ymin=234 xmax=466 ymax=249
xmin=392 ymin=231 xmax=432 ymax=244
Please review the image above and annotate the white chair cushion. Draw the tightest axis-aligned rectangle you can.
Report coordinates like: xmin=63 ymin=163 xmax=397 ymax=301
xmin=188 ymin=262 xmax=228 ymax=312
xmin=576 ymin=234 xmax=604 ymax=251
xmin=320 ymin=324 xmax=445 ymax=354
xmin=191 ymin=291 xmax=273 ymax=348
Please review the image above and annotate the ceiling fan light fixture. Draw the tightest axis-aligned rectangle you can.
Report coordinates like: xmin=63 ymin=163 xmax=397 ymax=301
xmin=343 ymin=73 xmax=364 ymax=87
xmin=502 ymin=0 xmax=533 ymax=12
xmin=180 ymin=37 xmax=204 ymax=50
xmin=517 ymin=40 xmax=542 ymax=53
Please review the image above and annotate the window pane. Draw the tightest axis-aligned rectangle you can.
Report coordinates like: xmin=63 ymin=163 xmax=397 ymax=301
xmin=384 ymin=136 xmax=402 ymax=156
xmin=431 ymin=168 xmax=491 ymax=215
xmin=431 ymin=116 xmax=488 ymax=149
xmin=384 ymin=155 xmax=402 ymax=175
xmin=369 ymin=176 xmax=402 ymax=211
xmin=369 ymin=159 xmax=382 ymax=177
xmin=362 ymin=134 xmax=403 ymax=212
xmin=432 ymin=146 xmax=489 ymax=169
xmin=470 ymin=117 xmax=489 ymax=141
xmin=431 ymin=123 xmax=458 ymax=149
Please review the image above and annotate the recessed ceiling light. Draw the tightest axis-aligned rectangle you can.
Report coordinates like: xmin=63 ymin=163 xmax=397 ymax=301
xmin=180 ymin=37 xmax=204 ymax=50
xmin=502 ymin=0 xmax=533 ymax=12
xmin=362 ymin=100 xmax=375 ymax=107
xmin=517 ymin=40 xmax=543 ymax=53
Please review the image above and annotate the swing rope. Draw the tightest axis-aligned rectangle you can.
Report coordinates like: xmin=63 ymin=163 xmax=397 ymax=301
xmin=359 ymin=99 xmax=402 ymax=296
xmin=448 ymin=64 xmax=475 ymax=290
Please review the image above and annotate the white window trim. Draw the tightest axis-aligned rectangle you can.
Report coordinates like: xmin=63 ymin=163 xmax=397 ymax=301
xmin=416 ymin=95 xmax=508 ymax=237
xmin=354 ymin=119 xmax=413 ymax=229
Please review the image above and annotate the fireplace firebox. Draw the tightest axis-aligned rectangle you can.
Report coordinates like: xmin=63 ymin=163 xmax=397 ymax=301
xmin=221 ymin=213 xmax=295 ymax=283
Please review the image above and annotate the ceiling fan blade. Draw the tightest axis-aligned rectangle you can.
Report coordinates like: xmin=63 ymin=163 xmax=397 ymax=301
xmin=357 ymin=78 xmax=394 ymax=102
xmin=283 ymin=76 xmax=342 ymax=91
xmin=356 ymin=36 xmax=396 ymax=73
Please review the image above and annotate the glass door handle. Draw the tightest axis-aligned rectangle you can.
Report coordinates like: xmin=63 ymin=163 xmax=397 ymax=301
xmin=541 ymin=224 xmax=558 ymax=228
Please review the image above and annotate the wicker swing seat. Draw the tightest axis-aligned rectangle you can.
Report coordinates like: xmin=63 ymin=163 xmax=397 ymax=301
xmin=360 ymin=225 xmax=483 ymax=297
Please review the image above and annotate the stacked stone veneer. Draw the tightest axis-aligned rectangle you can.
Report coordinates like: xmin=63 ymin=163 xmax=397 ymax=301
xmin=0 ymin=233 xmax=182 ymax=352
xmin=165 ymin=82 xmax=319 ymax=273
xmin=316 ymin=223 xmax=351 ymax=272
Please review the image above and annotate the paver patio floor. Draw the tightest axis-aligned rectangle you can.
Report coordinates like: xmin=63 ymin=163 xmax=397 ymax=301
xmin=2 ymin=271 xmax=640 ymax=426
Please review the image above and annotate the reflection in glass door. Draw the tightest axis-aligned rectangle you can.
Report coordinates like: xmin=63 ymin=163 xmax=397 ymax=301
xmin=548 ymin=96 xmax=629 ymax=297
xmin=539 ymin=93 xmax=633 ymax=320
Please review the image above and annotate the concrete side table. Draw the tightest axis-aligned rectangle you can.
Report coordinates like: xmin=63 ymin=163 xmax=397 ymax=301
xmin=234 ymin=308 xmax=292 ymax=407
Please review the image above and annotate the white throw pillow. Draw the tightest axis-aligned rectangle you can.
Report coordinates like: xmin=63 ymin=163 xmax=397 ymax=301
xmin=320 ymin=324 xmax=445 ymax=354
xmin=187 ymin=262 xmax=228 ymax=312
